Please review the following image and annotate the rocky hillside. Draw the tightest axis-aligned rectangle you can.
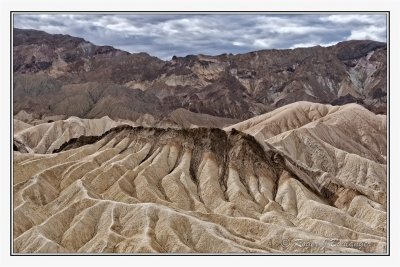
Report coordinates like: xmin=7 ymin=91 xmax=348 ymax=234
xmin=13 ymin=28 xmax=130 ymax=74
xmin=13 ymin=102 xmax=386 ymax=253
xmin=13 ymin=28 xmax=387 ymax=120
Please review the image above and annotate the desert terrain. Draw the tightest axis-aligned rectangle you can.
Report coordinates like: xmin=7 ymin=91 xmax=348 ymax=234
xmin=12 ymin=28 xmax=387 ymax=253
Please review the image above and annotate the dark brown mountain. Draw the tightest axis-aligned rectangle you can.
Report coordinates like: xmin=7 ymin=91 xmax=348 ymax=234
xmin=13 ymin=28 xmax=130 ymax=74
xmin=13 ymin=28 xmax=387 ymax=121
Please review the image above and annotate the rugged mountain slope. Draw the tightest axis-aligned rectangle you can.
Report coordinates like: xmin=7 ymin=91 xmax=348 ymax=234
xmin=13 ymin=77 xmax=165 ymax=121
xmin=13 ymin=28 xmax=387 ymax=120
xmin=13 ymin=28 xmax=130 ymax=75
xmin=13 ymin=103 xmax=387 ymax=253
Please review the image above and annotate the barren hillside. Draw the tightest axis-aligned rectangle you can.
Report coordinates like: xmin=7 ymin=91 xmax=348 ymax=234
xmin=13 ymin=28 xmax=387 ymax=121
xmin=13 ymin=103 xmax=387 ymax=253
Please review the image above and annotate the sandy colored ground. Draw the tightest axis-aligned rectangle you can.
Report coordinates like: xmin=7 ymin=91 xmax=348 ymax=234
xmin=13 ymin=102 xmax=386 ymax=253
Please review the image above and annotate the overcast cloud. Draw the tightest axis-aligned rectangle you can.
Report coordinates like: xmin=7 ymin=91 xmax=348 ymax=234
xmin=13 ymin=13 xmax=387 ymax=60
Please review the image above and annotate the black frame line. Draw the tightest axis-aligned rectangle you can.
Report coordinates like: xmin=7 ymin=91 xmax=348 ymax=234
xmin=9 ymin=10 xmax=390 ymax=256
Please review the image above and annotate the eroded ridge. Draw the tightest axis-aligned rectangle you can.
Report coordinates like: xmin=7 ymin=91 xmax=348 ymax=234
xmin=13 ymin=126 xmax=386 ymax=253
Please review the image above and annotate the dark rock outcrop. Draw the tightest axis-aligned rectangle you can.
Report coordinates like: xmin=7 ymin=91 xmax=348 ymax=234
xmin=13 ymin=28 xmax=387 ymax=120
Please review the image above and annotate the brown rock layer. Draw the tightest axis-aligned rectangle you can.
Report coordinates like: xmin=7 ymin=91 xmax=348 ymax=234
xmin=13 ymin=28 xmax=387 ymax=121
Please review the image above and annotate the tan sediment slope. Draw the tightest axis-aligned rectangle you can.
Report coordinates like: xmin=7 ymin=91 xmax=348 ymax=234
xmin=13 ymin=109 xmax=238 ymax=154
xmin=169 ymin=108 xmax=239 ymax=128
xmin=226 ymin=101 xmax=385 ymax=145
xmin=13 ymin=104 xmax=387 ymax=253
xmin=225 ymin=102 xmax=387 ymax=206
xmin=226 ymin=101 xmax=386 ymax=164
xmin=13 ymin=116 xmax=136 ymax=154
xmin=13 ymin=119 xmax=32 ymax=134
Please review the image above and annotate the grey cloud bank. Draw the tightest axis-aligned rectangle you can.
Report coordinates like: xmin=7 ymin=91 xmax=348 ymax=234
xmin=13 ymin=14 xmax=387 ymax=60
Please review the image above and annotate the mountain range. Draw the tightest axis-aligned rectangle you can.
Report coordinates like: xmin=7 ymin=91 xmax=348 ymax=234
xmin=13 ymin=28 xmax=387 ymax=122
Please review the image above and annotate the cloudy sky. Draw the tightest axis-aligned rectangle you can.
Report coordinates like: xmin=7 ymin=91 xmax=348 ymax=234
xmin=14 ymin=13 xmax=387 ymax=60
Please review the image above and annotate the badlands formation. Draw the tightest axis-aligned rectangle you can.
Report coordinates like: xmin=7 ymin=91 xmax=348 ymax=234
xmin=12 ymin=26 xmax=387 ymax=254
xmin=13 ymin=108 xmax=238 ymax=155
xmin=13 ymin=102 xmax=387 ymax=253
